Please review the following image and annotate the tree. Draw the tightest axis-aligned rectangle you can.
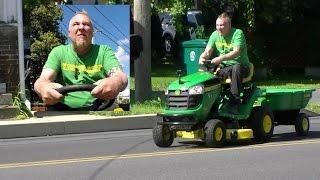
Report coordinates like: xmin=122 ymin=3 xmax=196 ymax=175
xmin=23 ymin=1 xmax=66 ymax=102
xmin=29 ymin=2 xmax=65 ymax=62
xmin=155 ymin=0 xmax=194 ymax=37
xmin=134 ymin=0 xmax=152 ymax=102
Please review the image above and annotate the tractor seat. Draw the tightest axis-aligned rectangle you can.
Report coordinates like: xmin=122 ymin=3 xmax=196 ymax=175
xmin=224 ymin=62 xmax=254 ymax=84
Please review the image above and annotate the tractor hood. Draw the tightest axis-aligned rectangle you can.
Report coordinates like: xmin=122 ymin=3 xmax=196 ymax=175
xmin=164 ymin=71 xmax=222 ymax=121
xmin=167 ymin=71 xmax=219 ymax=90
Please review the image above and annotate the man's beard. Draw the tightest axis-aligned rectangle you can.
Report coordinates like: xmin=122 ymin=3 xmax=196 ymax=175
xmin=75 ymin=40 xmax=90 ymax=48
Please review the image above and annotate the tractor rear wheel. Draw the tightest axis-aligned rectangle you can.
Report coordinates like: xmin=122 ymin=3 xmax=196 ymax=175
xmin=152 ymin=124 xmax=174 ymax=147
xmin=250 ymin=106 xmax=274 ymax=142
xmin=204 ymin=119 xmax=226 ymax=148
xmin=295 ymin=113 xmax=309 ymax=136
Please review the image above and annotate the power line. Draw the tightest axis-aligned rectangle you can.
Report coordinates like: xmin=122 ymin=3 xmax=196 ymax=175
xmin=103 ymin=6 xmax=129 ymax=36
xmin=60 ymin=22 xmax=70 ymax=41
xmin=94 ymin=6 xmax=128 ymax=40
xmin=92 ymin=23 xmax=129 ymax=52
xmin=98 ymin=30 xmax=129 ymax=53
xmin=64 ymin=4 xmax=76 ymax=14
xmin=63 ymin=5 xmax=129 ymax=53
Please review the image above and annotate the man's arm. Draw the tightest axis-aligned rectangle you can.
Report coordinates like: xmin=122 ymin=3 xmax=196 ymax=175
xmin=211 ymin=46 xmax=241 ymax=65
xmin=91 ymin=70 xmax=128 ymax=100
xmin=34 ymin=69 xmax=63 ymax=105
xmin=199 ymin=46 xmax=214 ymax=64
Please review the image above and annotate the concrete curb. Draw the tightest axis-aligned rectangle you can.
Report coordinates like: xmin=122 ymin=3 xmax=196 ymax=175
xmin=1 ymin=110 xmax=318 ymax=139
xmin=0 ymin=106 xmax=19 ymax=119
xmin=0 ymin=114 xmax=160 ymax=139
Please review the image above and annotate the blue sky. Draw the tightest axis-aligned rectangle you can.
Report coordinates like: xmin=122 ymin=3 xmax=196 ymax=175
xmin=58 ymin=5 xmax=130 ymax=77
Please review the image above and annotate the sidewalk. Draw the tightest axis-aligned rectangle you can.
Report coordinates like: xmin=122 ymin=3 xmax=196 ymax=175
xmin=1 ymin=110 xmax=318 ymax=139
xmin=0 ymin=112 xmax=159 ymax=139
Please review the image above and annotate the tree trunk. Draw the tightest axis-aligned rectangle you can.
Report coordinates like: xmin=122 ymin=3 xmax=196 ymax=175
xmin=133 ymin=0 xmax=152 ymax=102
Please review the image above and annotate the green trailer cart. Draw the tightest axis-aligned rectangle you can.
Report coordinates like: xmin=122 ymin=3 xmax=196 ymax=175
xmin=153 ymin=62 xmax=314 ymax=148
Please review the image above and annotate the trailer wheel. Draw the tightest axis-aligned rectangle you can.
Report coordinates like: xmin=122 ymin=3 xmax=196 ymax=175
xmin=152 ymin=124 xmax=174 ymax=147
xmin=204 ymin=119 xmax=226 ymax=148
xmin=250 ymin=106 xmax=274 ymax=142
xmin=295 ymin=113 xmax=309 ymax=136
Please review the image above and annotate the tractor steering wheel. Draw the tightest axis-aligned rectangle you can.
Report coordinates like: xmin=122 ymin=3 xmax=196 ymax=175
xmin=55 ymin=84 xmax=115 ymax=111
xmin=200 ymin=60 xmax=218 ymax=72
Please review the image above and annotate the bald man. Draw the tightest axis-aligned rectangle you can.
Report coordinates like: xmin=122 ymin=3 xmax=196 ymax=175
xmin=34 ymin=11 xmax=128 ymax=110
xmin=199 ymin=12 xmax=250 ymax=112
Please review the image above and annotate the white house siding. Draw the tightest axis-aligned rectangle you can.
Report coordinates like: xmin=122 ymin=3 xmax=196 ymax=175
xmin=0 ymin=0 xmax=17 ymax=23
xmin=0 ymin=0 xmax=3 ymax=22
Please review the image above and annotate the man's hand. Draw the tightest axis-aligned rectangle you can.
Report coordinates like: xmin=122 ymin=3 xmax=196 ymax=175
xmin=199 ymin=57 xmax=206 ymax=64
xmin=34 ymin=68 xmax=63 ymax=105
xmin=211 ymin=55 xmax=224 ymax=65
xmin=37 ymin=82 xmax=64 ymax=105
xmin=199 ymin=47 xmax=214 ymax=64
xmin=91 ymin=71 xmax=128 ymax=101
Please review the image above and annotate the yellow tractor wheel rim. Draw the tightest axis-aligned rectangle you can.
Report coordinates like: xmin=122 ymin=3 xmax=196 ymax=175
xmin=215 ymin=127 xmax=223 ymax=141
xmin=302 ymin=118 xmax=309 ymax=131
xmin=263 ymin=115 xmax=272 ymax=133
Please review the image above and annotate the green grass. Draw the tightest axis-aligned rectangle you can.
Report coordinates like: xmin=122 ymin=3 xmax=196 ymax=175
xmin=129 ymin=99 xmax=164 ymax=114
xmin=13 ymin=92 xmax=33 ymax=120
xmin=256 ymin=77 xmax=320 ymax=89
xmin=305 ymin=102 xmax=320 ymax=114
xmin=130 ymin=76 xmax=176 ymax=92
xmin=91 ymin=99 xmax=164 ymax=116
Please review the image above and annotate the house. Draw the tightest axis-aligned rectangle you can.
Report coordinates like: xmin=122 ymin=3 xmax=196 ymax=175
xmin=0 ymin=0 xmax=24 ymax=95
xmin=0 ymin=0 xmax=24 ymax=118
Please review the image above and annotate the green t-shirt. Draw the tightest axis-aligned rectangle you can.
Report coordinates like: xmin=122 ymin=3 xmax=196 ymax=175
xmin=207 ymin=28 xmax=250 ymax=67
xmin=44 ymin=44 xmax=122 ymax=108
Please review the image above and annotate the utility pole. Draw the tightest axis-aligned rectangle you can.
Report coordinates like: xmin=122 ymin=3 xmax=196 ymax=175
xmin=133 ymin=0 xmax=152 ymax=102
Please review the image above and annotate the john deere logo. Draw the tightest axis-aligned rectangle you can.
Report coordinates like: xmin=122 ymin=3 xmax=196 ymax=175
xmin=175 ymin=90 xmax=181 ymax=95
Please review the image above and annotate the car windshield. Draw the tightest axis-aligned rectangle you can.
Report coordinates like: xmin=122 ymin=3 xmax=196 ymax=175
xmin=159 ymin=12 xmax=172 ymax=23
xmin=194 ymin=13 xmax=204 ymax=26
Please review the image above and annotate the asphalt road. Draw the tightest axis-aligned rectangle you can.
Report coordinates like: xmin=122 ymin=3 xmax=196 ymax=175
xmin=1 ymin=117 xmax=320 ymax=180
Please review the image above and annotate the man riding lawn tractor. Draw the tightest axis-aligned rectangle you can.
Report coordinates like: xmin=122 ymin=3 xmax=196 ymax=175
xmin=152 ymin=13 xmax=314 ymax=148
xmin=199 ymin=12 xmax=250 ymax=114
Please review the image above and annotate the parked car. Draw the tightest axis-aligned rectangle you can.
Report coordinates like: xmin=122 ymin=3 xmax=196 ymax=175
xmin=158 ymin=12 xmax=176 ymax=56
xmin=158 ymin=10 xmax=204 ymax=56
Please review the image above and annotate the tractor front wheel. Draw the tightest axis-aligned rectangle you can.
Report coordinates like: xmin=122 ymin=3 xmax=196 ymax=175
xmin=152 ymin=124 xmax=174 ymax=147
xmin=295 ymin=113 xmax=309 ymax=136
xmin=204 ymin=119 xmax=226 ymax=148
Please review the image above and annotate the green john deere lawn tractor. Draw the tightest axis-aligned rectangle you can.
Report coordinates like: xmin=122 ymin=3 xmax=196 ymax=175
xmin=152 ymin=61 xmax=314 ymax=148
